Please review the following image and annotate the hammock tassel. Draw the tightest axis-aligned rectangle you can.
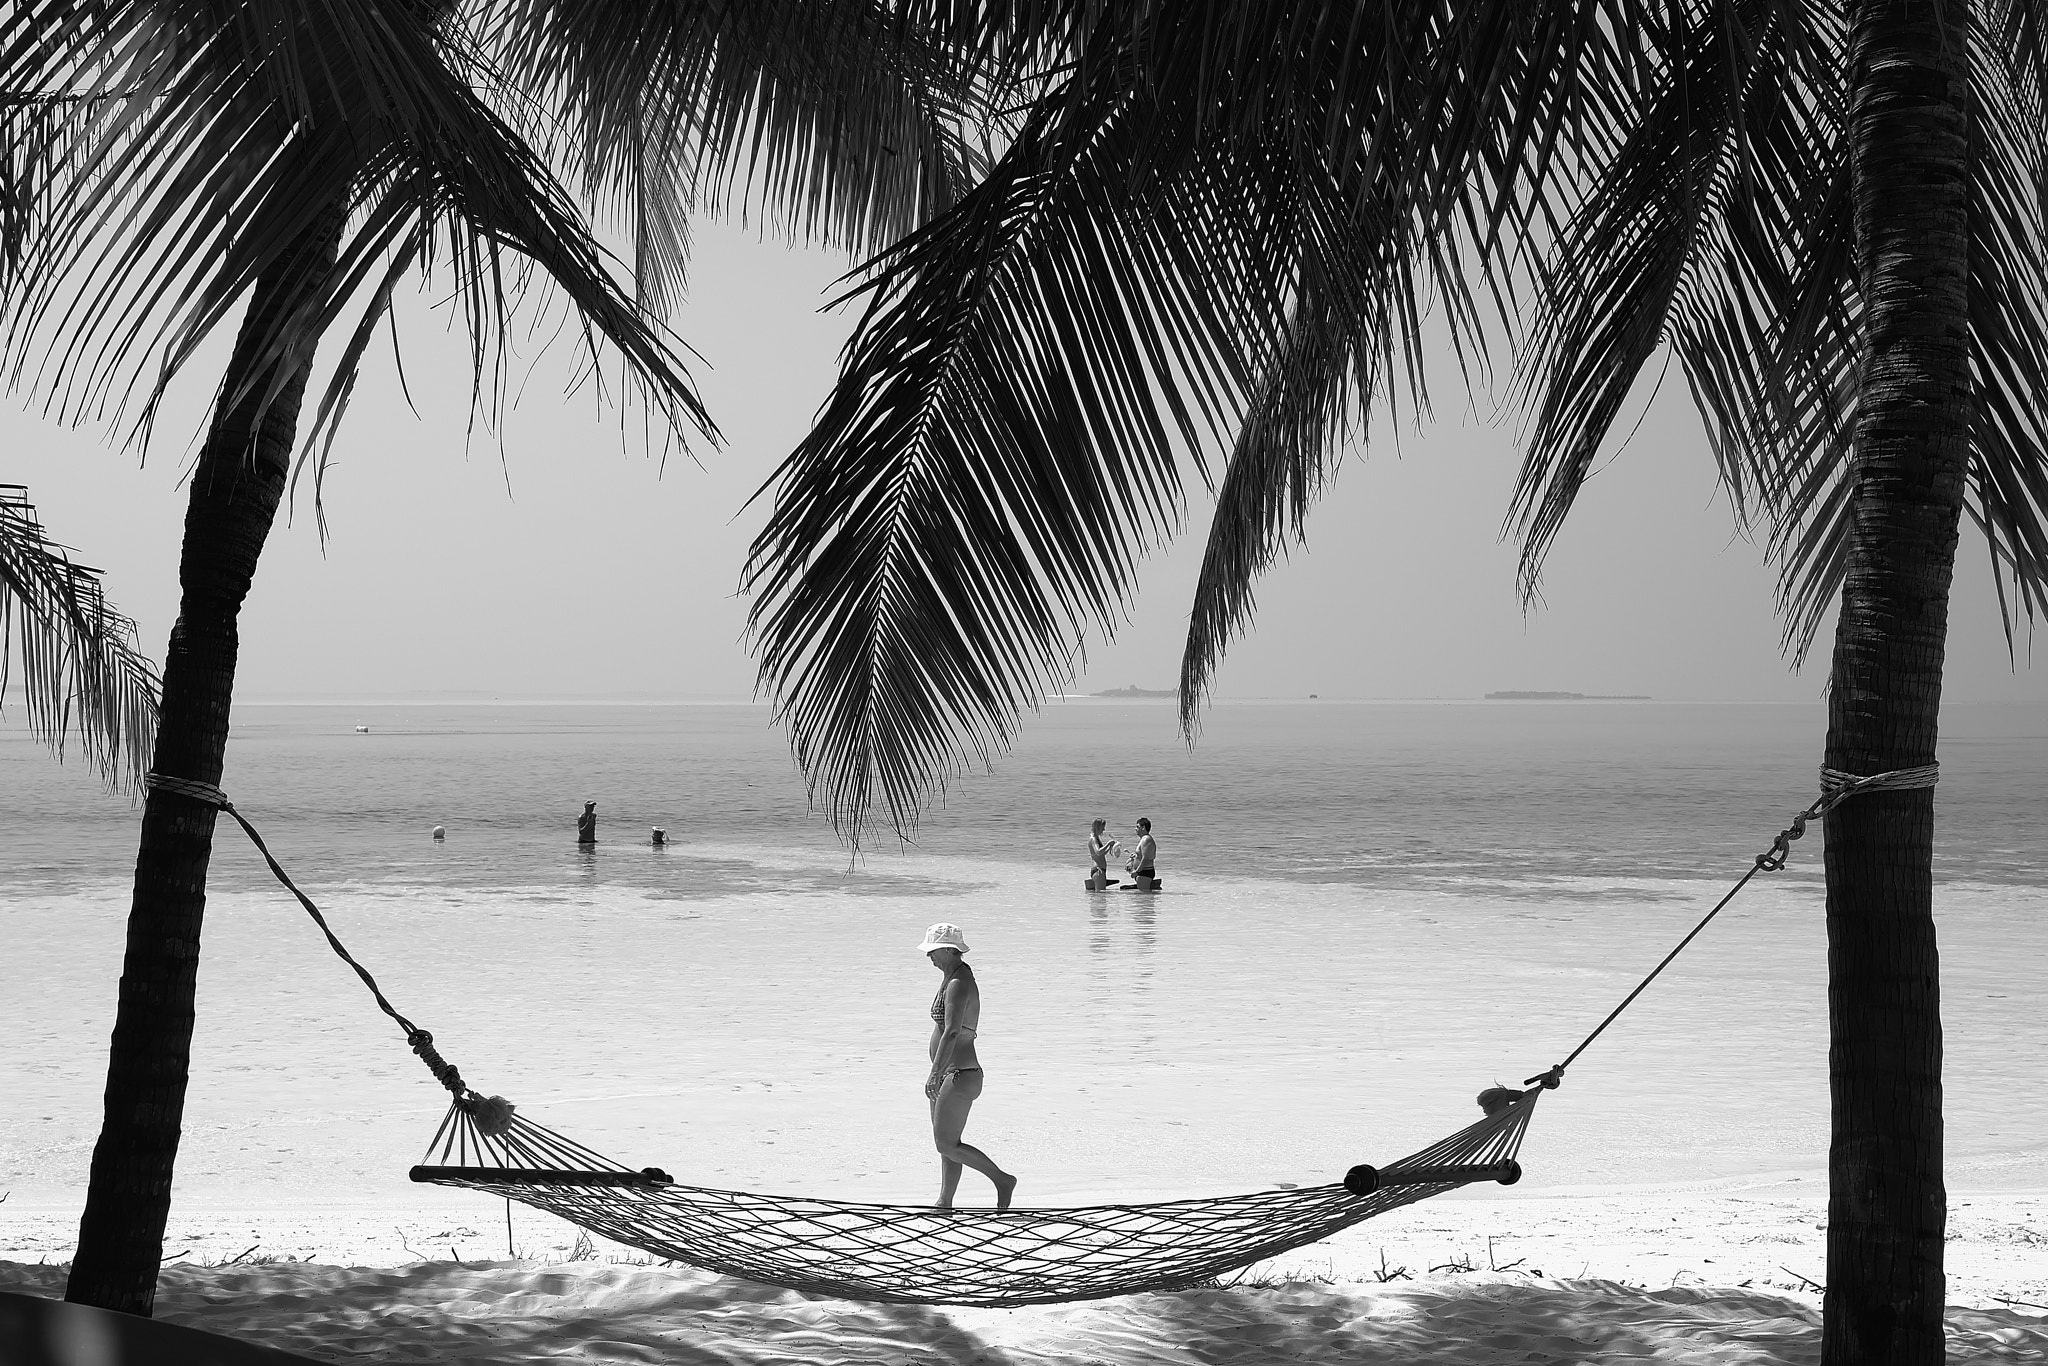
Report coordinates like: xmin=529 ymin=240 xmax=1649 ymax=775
xmin=467 ymin=1094 xmax=518 ymax=1139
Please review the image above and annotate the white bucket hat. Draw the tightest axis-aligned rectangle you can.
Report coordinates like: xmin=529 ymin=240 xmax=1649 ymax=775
xmin=917 ymin=922 xmax=969 ymax=954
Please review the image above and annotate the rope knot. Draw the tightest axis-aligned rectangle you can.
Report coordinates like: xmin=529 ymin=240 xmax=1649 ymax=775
xmin=1817 ymin=763 xmax=1939 ymax=813
xmin=408 ymin=1029 xmax=466 ymax=1096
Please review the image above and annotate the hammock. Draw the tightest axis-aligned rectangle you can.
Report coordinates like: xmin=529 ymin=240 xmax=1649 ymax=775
xmin=143 ymin=762 xmax=1935 ymax=1307
xmin=406 ymin=1084 xmax=1542 ymax=1307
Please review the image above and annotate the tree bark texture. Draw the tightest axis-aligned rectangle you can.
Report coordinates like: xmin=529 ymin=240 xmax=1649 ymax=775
xmin=1823 ymin=4 xmax=1970 ymax=1363
xmin=65 ymin=217 xmax=340 ymax=1315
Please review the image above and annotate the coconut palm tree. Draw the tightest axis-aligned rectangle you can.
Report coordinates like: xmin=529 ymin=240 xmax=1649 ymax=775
xmin=2 ymin=0 xmax=980 ymax=1314
xmin=0 ymin=484 xmax=159 ymax=787
xmin=743 ymin=4 xmax=2048 ymax=1362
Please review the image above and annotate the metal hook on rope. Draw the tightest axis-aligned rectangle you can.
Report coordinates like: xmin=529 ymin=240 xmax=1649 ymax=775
xmin=1756 ymin=802 xmax=1820 ymax=872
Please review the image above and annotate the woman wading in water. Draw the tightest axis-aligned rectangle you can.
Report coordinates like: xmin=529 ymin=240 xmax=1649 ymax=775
xmin=920 ymin=923 xmax=1017 ymax=1210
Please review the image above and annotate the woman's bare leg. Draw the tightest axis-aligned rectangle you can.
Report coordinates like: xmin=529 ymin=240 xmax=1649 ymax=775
xmin=929 ymin=1093 xmax=965 ymax=1206
xmin=931 ymin=1073 xmax=1016 ymax=1210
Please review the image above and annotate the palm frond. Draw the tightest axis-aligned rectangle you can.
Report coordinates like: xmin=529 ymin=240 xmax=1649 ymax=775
xmin=475 ymin=0 xmax=992 ymax=318
xmin=0 ymin=484 xmax=159 ymax=791
xmin=1176 ymin=259 xmax=1393 ymax=738
xmin=1511 ymin=3 xmax=2048 ymax=663
xmin=1 ymin=0 xmax=715 ymax=497
xmin=1744 ymin=5 xmax=2048 ymax=659
xmin=743 ymin=0 xmax=1723 ymax=844
xmin=744 ymin=21 xmax=1321 ymax=843
xmin=1176 ymin=2 xmax=1681 ymax=734
xmin=1508 ymin=0 xmax=1841 ymax=598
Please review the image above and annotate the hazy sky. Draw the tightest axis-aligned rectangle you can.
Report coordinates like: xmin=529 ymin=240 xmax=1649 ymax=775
xmin=7 ymin=219 xmax=2042 ymax=707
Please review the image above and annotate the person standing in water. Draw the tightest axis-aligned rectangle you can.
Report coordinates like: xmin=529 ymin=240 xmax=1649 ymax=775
xmin=576 ymin=800 xmax=597 ymax=845
xmin=1124 ymin=817 xmax=1157 ymax=879
xmin=1087 ymin=818 xmax=1119 ymax=887
xmin=920 ymin=923 xmax=1016 ymax=1211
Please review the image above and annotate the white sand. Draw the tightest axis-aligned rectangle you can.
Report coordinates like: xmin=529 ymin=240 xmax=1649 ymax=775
xmin=12 ymin=836 xmax=2048 ymax=1359
xmin=7 ymin=1184 xmax=2045 ymax=1363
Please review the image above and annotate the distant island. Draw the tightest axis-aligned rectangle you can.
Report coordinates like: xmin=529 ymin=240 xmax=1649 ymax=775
xmin=1486 ymin=690 xmax=1653 ymax=701
xmin=1093 ymin=684 xmax=1178 ymax=698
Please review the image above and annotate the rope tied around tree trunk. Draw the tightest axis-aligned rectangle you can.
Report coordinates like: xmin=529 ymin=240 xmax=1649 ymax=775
xmin=144 ymin=771 xmax=516 ymax=1131
xmin=1522 ymin=762 xmax=1941 ymax=1091
xmin=1820 ymin=763 xmax=1940 ymax=798
xmin=144 ymin=772 xmax=231 ymax=807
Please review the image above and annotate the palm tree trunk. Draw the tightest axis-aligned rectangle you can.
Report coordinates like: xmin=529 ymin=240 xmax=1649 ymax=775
xmin=1822 ymin=4 xmax=1971 ymax=1362
xmin=65 ymin=217 xmax=339 ymax=1315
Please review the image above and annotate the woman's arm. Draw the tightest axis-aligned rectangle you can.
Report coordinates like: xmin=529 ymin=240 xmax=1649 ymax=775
xmin=925 ymin=979 xmax=971 ymax=1091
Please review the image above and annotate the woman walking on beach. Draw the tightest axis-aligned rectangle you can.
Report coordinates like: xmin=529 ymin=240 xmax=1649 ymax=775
xmin=920 ymin=923 xmax=1017 ymax=1211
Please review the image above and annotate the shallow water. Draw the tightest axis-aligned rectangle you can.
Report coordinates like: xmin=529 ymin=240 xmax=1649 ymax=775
xmin=4 ymin=700 xmax=2045 ymax=1210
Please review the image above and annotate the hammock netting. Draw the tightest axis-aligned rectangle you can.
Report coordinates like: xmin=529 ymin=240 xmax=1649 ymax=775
xmin=410 ymin=1086 xmax=1543 ymax=1306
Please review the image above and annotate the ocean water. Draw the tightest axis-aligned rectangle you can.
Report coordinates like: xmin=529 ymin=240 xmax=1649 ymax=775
xmin=4 ymin=699 xmax=2045 ymax=1213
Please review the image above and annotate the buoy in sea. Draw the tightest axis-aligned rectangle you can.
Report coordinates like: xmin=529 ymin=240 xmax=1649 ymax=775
xmin=431 ymin=825 xmax=445 ymax=841
xmin=651 ymin=827 xmax=667 ymax=847
xmin=354 ymin=724 xmax=369 ymax=733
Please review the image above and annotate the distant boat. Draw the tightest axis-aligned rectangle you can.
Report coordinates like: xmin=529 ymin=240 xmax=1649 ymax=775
xmin=354 ymin=724 xmax=370 ymax=733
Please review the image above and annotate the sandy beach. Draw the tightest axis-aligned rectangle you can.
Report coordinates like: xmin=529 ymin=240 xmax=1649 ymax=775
xmin=7 ymin=1181 xmax=2047 ymax=1362
xmin=10 ymin=704 xmax=2046 ymax=1361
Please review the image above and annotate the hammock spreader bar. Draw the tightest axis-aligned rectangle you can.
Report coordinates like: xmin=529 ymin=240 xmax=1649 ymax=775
xmin=406 ymin=1086 xmax=1542 ymax=1307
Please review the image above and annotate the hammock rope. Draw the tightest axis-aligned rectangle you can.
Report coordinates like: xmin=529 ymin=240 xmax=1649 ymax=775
xmin=1518 ymin=762 xmax=1938 ymax=1090
xmin=146 ymin=761 xmax=1934 ymax=1306
xmin=144 ymin=772 xmax=482 ymax=1108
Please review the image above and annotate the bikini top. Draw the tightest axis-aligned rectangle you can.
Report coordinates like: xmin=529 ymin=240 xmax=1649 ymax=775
xmin=930 ymin=983 xmax=979 ymax=1035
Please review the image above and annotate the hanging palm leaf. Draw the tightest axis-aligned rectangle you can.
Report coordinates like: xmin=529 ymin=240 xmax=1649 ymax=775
xmin=0 ymin=484 xmax=159 ymax=791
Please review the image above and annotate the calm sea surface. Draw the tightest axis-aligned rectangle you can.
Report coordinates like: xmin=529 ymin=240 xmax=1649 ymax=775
xmin=5 ymin=699 xmax=2045 ymax=1211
